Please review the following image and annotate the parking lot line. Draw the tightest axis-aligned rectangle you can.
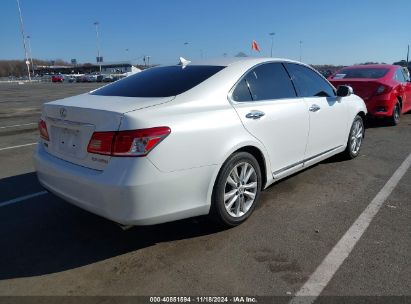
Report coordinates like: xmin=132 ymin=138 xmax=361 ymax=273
xmin=290 ymin=152 xmax=411 ymax=304
xmin=0 ymin=191 xmax=48 ymax=208
xmin=0 ymin=122 xmax=37 ymax=129
xmin=0 ymin=143 xmax=37 ymax=151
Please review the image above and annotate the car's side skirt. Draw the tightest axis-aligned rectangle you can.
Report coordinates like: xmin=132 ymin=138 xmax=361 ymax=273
xmin=272 ymin=145 xmax=344 ymax=180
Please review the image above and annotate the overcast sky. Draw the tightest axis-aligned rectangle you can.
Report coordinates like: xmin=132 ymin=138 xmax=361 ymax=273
xmin=1 ymin=0 xmax=410 ymax=66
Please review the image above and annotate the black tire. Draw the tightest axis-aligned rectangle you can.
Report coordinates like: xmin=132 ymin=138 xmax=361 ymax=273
xmin=210 ymin=152 xmax=262 ymax=227
xmin=342 ymin=115 xmax=364 ymax=159
xmin=388 ymin=101 xmax=401 ymax=126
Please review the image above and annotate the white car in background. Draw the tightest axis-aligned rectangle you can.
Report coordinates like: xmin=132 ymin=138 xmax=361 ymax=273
xmin=84 ymin=74 xmax=98 ymax=82
xmin=34 ymin=57 xmax=367 ymax=227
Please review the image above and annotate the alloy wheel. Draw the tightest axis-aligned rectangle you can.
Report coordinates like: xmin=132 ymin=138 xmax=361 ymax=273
xmin=224 ymin=162 xmax=258 ymax=218
xmin=394 ymin=104 xmax=400 ymax=124
xmin=350 ymin=119 xmax=363 ymax=155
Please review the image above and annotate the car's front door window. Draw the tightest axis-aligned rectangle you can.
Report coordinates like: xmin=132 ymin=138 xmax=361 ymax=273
xmin=284 ymin=63 xmax=335 ymax=98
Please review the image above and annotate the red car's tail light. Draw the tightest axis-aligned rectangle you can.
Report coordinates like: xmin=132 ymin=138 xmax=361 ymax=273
xmin=375 ymin=85 xmax=385 ymax=95
xmin=87 ymin=132 xmax=115 ymax=155
xmin=38 ymin=119 xmax=49 ymax=141
xmin=375 ymin=85 xmax=391 ymax=95
xmin=87 ymin=127 xmax=171 ymax=157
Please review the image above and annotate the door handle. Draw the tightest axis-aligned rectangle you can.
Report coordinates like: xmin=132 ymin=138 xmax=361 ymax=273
xmin=309 ymin=104 xmax=321 ymax=112
xmin=246 ymin=111 xmax=265 ymax=119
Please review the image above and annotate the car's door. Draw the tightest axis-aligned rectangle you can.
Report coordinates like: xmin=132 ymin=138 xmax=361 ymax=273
xmin=397 ymin=68 xmax=411 ymax=112
xmin=284 ymin=63 xmax=348 ymax=160
xmin=394 ymin=69 xmax=406 ymax=104
xmin=230 ymin=62 xmax=309 ymax=178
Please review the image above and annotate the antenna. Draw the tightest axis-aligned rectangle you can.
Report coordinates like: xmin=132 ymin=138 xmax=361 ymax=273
xmin=179 ymin=57 xmax=191 ymax=68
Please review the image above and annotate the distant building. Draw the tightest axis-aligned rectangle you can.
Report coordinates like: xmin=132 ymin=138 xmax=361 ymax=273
xmin=34 ymin=62 xmax=143 ymax=75
xmin=100 ymin=63 xmax=139 ymax=74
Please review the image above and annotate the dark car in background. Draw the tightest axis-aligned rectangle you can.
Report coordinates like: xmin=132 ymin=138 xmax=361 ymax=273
xmin=329 ymin=64 xmax=411 ymax=125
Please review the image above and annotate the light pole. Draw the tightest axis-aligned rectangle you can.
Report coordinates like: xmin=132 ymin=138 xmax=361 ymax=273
xmin=16 ymin=0 xmax=31 ymax=81
xmin=93 ymin=21 xmax=102 ymax=72
xmin=26 ymin=35 xmax=34 ymax=76
xmin=299 ymin=40 xmax=303 ymax=62
xmin=125 ymin=48 xmax=129 ymax=62
xmin=184 ymin=42 xmax=189 ymax=57
xmin=269 ymin=32 xmax=275 ymax=57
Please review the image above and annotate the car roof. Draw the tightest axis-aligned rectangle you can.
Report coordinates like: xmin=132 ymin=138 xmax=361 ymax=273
xmin=342 ymin=64 xmax=399 ymax=70
xmin=171 ymin=57 xmax=303 ymax=67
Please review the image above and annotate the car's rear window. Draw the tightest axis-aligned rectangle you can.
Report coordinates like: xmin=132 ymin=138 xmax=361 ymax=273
xmin=332 ymin=68 xmax=389 ymax=79
xmin=91 ymin=65 xmax=225 ymax=97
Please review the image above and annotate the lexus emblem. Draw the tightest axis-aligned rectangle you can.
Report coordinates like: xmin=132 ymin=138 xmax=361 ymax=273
xmin=59 ymin=108 xmax=67 ymax=118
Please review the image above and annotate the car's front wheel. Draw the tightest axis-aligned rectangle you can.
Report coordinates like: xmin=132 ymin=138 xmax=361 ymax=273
xmin=211 ymin=152 xmax=262 ymax=227
xmin=342 ymin=115 xmax=364 ymax=159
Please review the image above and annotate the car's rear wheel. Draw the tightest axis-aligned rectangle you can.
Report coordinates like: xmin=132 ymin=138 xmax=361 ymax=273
xmin=389 ymin=101 xmax=401 ymax=126
xmin=342 ymin=115 xmax=364 ymax=159
xmin=210 ymin=152 xmax=262 ymax=227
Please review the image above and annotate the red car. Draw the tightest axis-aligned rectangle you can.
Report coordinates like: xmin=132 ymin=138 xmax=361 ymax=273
xmin=51 ymin=75 xmax=64 ymax=83
xmin=329 ymin=64 xmax=411 ymax=125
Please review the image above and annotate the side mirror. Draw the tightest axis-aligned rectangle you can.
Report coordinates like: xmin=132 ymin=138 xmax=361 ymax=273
xmin=336 ymin=85 xmax=353 ymax=97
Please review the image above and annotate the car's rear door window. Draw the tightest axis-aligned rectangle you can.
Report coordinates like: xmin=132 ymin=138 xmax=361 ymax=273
xmin=232 ymin=79 xmax=253 ymax=101
xmin=402 ymin=69 xmax=410 ymax=82
xmin=394 ymin=68 xmax=406 ymax=83
xmin=232 ymin=62 xmax=297 ymax=102
xmin=91 ymin=65 xmax=225 ymax=97
xmin=284 ymin=63 xmax=335 ymax=97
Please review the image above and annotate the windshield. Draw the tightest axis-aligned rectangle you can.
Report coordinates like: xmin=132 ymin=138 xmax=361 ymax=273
xmin=332 ymin=68 xmax=389 ymax=79
xmin=91 ymin=65 xmax=225 ymax=97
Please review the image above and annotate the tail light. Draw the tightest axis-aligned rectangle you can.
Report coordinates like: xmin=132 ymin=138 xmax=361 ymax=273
xmin=87 ymin=132 xmax=115 ymax=155
xmin=112 ymin=127 xmax=171 ymax=156
xmin=38 ymin=119 xmax=49 ymax=141
xmin=375 ymin=85 xmax=391 ymax=95
xmin=87 ymin=127 xmax=171 ymax=157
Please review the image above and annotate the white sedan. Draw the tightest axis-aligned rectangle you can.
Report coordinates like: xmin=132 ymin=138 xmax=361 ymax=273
xmin=34 ymin=57 xmax=367 ymax=227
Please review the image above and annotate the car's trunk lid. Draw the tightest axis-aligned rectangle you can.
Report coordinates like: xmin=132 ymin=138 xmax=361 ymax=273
xmin=330 ymin=79 xmax=383 ymax=101
xmin=41 ymin=93 xmax=174 ymax=170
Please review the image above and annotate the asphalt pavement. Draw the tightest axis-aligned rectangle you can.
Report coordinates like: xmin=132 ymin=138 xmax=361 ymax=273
xmin=0 ymin=83 xmax=409 ymax=302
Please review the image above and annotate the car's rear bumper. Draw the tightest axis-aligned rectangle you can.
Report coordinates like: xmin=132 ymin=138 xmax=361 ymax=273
xmin=364 ymin=94 xmax=396 ymax=117
xmin=34 ymin=144 xmax=214 ymax=225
